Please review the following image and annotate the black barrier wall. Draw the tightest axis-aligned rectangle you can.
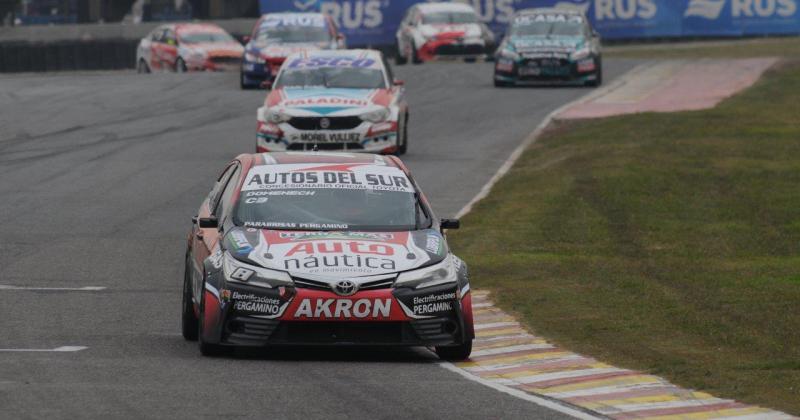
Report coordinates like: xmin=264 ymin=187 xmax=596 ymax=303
xmin=0 ymin=40 xmax=138 ymax=72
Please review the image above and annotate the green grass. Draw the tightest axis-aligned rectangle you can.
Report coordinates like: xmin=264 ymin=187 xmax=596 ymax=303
xmin=606 ymin=36 xmax=800 ymax=59
xmin=450 ymin=63 xmax=800 ymax=413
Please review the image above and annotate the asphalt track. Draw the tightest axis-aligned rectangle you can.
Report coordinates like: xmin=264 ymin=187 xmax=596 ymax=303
xmin=0 ymin=60 xmax=639 ymax=419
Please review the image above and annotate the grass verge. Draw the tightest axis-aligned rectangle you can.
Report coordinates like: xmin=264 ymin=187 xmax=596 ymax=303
xmin=450 ymin=62 xmax=800 ymax=413
xmin=606 ymin=36 xmax=800 ymax=59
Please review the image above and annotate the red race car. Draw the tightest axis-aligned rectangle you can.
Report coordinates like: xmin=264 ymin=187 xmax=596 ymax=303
xmin=136 ymin=23 xmax=244 ymax=73
xmin=182 ymin=152 xmax=473 ymax=359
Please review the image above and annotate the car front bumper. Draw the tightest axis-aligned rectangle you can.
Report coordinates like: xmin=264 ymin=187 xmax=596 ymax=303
xmin=256 ymin=119 xmax=399 ymax=154
xmin=201 ymin=282 xmax=474 ymax=347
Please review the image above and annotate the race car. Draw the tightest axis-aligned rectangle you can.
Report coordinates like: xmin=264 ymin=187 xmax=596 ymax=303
xmin=136 ymin=23 xmax=244 ymax=73
xmin=493 ymin=8 xmax=602 ymax=87
xmin=181 ymin=152 xmax=474 ymax=360
xmin=256 ymin=50 xmax=409 ymax=155
xmin=240 ymin=13 xmax=346 ymax=89
xmin=395 ymin=2 xmax=495 ymax=65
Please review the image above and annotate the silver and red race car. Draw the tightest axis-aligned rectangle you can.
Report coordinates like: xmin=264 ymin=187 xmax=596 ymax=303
xmin=136 ymin=23 xmax=244 ymax=73
xmin=256 ymin=49 xmax=409 ymax=155
xmin=240 ymin=12 xmax=346 ymax=89
xmin=395 ymin=2 xmax=495 ymax=64
xmin=182 ymin=152 xmax=473 ymax=360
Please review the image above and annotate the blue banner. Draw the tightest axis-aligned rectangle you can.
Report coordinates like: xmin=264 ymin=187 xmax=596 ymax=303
xmin=259 ymin=0 xmax=800 ymax=45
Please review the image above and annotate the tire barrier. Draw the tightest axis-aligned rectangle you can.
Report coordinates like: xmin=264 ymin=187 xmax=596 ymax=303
xmin=0 ymin=39 xmax=139 ymax=73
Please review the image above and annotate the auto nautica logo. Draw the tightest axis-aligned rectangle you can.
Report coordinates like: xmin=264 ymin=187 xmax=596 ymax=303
xmin=333 ymin=280 xmax=357 ymax=296
xmin=685 ymin=0 xmax=726 ymax=19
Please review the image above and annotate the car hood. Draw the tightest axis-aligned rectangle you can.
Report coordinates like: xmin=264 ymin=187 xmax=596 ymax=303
xmin=420 ymin=23 xmax=482 ymax=39
xmin=250 ymin=42 xmax=324 ymax=59
xmin=265 ymin=87 xmax=392 ymax=116
xmin=510 ymin=35 xmax=585 ymax=57
xmin=223 ymin=227 xmax=448 ymax=278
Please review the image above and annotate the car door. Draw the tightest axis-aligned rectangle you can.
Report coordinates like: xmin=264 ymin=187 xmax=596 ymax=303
xmin=190 ymin=163 xmax=240 ymax=298
xmin=159 ymin=28 xmax=179 ymax=71
xmin=148 ymin=27 xmax=165 ymax=70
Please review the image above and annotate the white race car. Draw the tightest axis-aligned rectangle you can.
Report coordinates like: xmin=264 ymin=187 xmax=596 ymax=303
xmin=256 ymin=49 xmax=409 ymax=155
xmin=395 ymin=2 xmax=495 ymax=65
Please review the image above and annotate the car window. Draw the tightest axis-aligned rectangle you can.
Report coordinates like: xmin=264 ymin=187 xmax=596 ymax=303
xmin=208 ymin=164 xmax=237 ymax=212
xmin=235 ymin=163 xmax=421 ymax=231
xmin=214 ymin=165 xmax=242 ymax=219
xmin=164 ymin=29 xmax=177 ymax=45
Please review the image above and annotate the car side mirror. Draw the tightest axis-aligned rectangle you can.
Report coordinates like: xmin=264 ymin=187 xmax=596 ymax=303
xmin=393 ymin=79 xmax=405 ymax=86
xmin=198 ymin=216 xmax=218 ymax=228
xmin=440 ymin=218 xmax=460 ymax=232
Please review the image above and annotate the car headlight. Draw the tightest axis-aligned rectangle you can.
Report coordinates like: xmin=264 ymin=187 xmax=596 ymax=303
xmin=263 ymin=108 xmax=292 ymax=124
xmin=245 ymin=52 xmax=266 ymax=64
xmin=571 ymin=47 xmax=591 ymax=60
xmin=497 ymin=47 xmax=520 ymax=61
xmin=395 ymin=255 xmax=458 ymax=289
xmin=222 ymin=251 xmax=292 ymax=288
xmin=360 ymin=108 xmax=389 ymax=123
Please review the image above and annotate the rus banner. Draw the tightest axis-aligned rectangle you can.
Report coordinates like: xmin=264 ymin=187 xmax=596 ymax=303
xmin=259 ymin=0 xmax=800 ymax=45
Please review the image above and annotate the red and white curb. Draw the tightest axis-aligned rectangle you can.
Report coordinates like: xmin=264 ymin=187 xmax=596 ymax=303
xmin=442 ymin=290 xmax=795 ymax=420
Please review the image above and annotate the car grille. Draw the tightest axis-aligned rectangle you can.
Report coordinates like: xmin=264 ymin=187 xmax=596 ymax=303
xmin=272 ymin=321 xmax=405 ymax=344
xmin=287 ymin=142 xmax=364 ymax=151
xmin=292 ymin=276 xmax=395 ymax=292
xmin=434 ymin=43 xmax=485 ymax=56
xmin=224 ymin=316 xmax=279 ymax=345
xmin=288 ymin=116 xmax=363 ymax=130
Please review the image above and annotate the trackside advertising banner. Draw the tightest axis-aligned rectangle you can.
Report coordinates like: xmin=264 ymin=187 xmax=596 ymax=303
xmin=260 ymin=0 xmax=800 ymax=43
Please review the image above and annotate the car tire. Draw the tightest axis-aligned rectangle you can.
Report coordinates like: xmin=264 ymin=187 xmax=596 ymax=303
xmin=176 ymin=58 xmax=188 ymax=73
xmin=395 ymin=41 xmax=408 ymax=65
xmin=395 ymin=115 xmax=408 ymax=156
xmin=411 ymin=43 xmax=423 ymax=65
xmin=181 ymin=255 xmax=199 ymax=341
xmin=463 ymin=57 xmax=477 ymax=63
xmin=494 ymin=77 xmax=512 ymax=88
xmin=137 ymin=59 xmax=150 ymax=74
xmin=435 ymin=339 xmax=472 ymax=361
xmin=588 ymin=57 xmax=603 ymax=87
xmin=198 ymin=281 xmax=229 ymax=357
xmin=240 ymin=72 xmax=252 ymax=90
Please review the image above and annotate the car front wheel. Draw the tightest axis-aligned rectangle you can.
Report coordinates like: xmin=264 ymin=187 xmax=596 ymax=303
xmin=181 ymin=255 xmax=198 ymax=341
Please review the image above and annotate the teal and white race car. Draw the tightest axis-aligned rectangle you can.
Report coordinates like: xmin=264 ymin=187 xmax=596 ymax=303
xmin=493 ymin=8 xmax=602 ymax=87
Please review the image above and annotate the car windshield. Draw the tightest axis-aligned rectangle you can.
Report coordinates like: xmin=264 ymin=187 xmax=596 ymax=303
xmin=422 ymin=11 xmax=479 ymax=24
xmin=180 ymin=32 xmax=236 ymax=44
xmin=511 ymin=15 xmax=585 ymax=37
xmin=256 ymin=16 xmax=330 ymax=44
xmin=275 ymin=66 xmax=386 ymax=89
xmin=234 ymin=164 xmax=425 ymax=231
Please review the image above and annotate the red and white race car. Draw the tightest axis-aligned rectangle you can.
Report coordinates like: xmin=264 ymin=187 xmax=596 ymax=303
xmin=136 ymin=23 xmax=244 ymax=73
xmin=395 ymin=2 xmax=495 ymax=64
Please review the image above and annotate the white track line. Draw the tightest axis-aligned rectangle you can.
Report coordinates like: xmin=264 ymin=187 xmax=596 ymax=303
xmin=443 ymin=65 xmax=646 ymax=420
xmin=440 ymin=362 xmax=601 ymax=420
xmin=0 ymin=285 xmax=106 ymax=291
xmin=0 ymin=346 xmax=88 ymax=352
xmin=455 ymin=63 xmax=648 ymax=220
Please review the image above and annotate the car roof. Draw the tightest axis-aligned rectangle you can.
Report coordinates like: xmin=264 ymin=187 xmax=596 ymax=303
xmin=283 ymin=48 xmax=383 ymax=62
xmin=416 ymin=2 xmax=477 ymax=14
xmin=261 ymin=12 xmax=326 ymax=19
xmin=516 ymin=7 xmax=585 ymax=16
xmin=174 ymin=23 xmax=227 ymax=34
xmin=249 ymin=152 xmax=401 ymax=168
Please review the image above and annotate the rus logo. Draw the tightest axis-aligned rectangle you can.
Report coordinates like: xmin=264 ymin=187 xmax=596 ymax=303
xmin=685 ymin=0 xmax=797 ymax=18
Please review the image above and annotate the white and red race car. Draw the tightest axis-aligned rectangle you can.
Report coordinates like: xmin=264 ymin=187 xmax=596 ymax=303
xmin=241 ymin=12 xmax=346 ymax=89
xmin=256 ymin=49 xmax=409 ymax=155
xmin=395 ymin=2 xmax=495 ymax=64
xmin=136 ymin=23 xmax=244 ymax=73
